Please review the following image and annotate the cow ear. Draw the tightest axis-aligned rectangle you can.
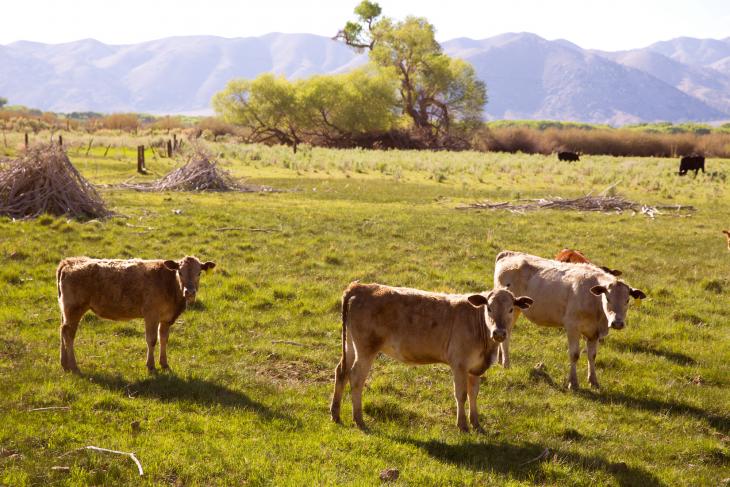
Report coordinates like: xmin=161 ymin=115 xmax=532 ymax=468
xmin=630 ymin=288 xmax=646 ymax=300
xmin=514 ymin=296 xmax=533 ymax=309
xmin=590 ymin=285 xmax=607 ymax=296
xmin=599 ymin=266 xmax=622 ymax=277
xmin=163 ymin=260 xmax=179 ymax=271
xmin=467 ymin=294 xmax=489 ymax=307
xmin=202 ymin=261 xmax=216 ymax=271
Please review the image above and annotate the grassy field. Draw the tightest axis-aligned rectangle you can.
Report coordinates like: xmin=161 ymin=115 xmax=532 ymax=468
xmin=1 ymin=134 xmax=729 ymax=486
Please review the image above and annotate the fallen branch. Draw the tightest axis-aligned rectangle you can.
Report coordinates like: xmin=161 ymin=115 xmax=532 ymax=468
xmin=271 ymin=340 xmax=307 ymax=347
xmin=519 ymin=447 xmax=550 ymax=466
xmin=28 ymin=406 xmax=70 ymax=412
xmin=62 ymin=446 xmax=143 ymax=476
xmin=458 ymin=195 xmax=695 ymax=218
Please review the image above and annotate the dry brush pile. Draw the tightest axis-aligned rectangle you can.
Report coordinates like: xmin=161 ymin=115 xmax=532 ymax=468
xmin=0 ymin=143 xmax=111 ymax=219
xmin=121 ymin=149 xmax=271 ymax=192
xmin=458 ymin=195 xmax=696 ymax=218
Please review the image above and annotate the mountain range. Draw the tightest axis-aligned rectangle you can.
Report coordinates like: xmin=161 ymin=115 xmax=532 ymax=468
xmin=1 ymin=32 xmax=730 ymax=124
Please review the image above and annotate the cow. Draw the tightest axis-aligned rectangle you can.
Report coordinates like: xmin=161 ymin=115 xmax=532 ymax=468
xmin=723 ymin=230 xmax=730 ymax=251
xmin=56 ymin=256 xmax=216 ymax=373
xmin=554 ymin=248 xmax=622 ymax=277
xmin=329 ymin=282 xmax=533 ymax=432
xmin=558 ymin=151 xmax=580 ymax=162
xmin=493 ymin=251 xmax=645 ymax=390
xmin=679 ymin=155 xmax=705 ymax=175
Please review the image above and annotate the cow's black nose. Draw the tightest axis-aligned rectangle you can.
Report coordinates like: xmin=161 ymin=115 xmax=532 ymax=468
xmin=492 ymin=330 xmax=506 ymax=342
xmin=610 ymin=321 xmax=625 ymax=330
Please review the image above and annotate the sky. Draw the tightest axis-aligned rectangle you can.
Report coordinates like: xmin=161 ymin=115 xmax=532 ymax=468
xmin=2 ymin=0 xmax=729 ymax=50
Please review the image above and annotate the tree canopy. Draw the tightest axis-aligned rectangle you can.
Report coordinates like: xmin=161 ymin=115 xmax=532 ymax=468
xmin=0 ymin=97 xmax=7 ymax=109
xmin=335 ymin=1 xmax=487 ymax=139
xmin=213 ymin=67 xmax=398 ymax=152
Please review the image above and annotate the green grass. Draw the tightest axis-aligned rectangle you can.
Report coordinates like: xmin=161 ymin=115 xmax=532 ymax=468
xmin=1 ymin=139 xmax=729 ymax=485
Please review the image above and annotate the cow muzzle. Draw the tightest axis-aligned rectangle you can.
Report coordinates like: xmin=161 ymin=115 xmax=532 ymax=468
xmin=492 ymin=329 xmax=507 ymax=343
xmin=184 ymin=287 xmax=197 ymax=303
xmin=610 ymin=320 xmax=625 ymax=330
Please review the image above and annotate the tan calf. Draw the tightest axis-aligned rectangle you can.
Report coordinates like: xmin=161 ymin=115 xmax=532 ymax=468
xmin=329 ymin=282 xmax=532 ymax=432
xmin=494 ymin=251 xmax=645 ymax=389
xmin=56 ymin=256 xmax=215 ymax=372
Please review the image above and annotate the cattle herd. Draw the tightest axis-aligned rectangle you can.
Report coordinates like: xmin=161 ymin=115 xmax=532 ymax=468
xmin=56 ymin=247 xmax=646 ymax=432
xmin=556 ymin=151 xmax=708 ymax=176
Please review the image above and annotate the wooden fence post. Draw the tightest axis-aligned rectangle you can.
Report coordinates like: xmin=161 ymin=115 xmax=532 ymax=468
xmin=24 ymin=132 xmax=29 ymax=148
xmin=173 ymin=133 xmax=178 ymax=151
xmin=167 ymin=139 xmax=173 ymax=158
xmin=137 ymin=145 xmax=146 ymax=174
xmin=58 ymin=135 xmax=63 ymax=147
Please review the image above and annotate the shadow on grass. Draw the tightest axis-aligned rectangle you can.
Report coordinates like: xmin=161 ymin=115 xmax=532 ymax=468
xmin=577 ymin=389 xmax=730 ymax=435
xmin=86 ymin=371 xmax=290 ymax=421
xmin=609 ymin=341 xmax=696 ymax=366
xmin=399 ymin=437 xmax=664 ymax=487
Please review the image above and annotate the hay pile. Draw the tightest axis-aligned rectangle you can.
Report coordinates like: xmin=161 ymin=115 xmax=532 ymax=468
xmin=122 ymin=149 xmax=269 ymax=192
xmin=458 ymin=195 xmax=695 ymax=218
xmin=0 ymin=144 xmax=111 ymax=219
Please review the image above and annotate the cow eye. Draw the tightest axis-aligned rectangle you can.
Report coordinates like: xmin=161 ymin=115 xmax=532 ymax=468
xmin=487 ymin=307 xmax=491 ymax=313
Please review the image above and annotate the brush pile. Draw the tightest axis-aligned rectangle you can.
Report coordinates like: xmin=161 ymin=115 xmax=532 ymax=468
xmin=0 ymin=144 xmax=111 ymax=219
xmin=458 ymin=195 xmax=695 ymax=218
xmin=122 ymin=148 xmax=269 ymax=192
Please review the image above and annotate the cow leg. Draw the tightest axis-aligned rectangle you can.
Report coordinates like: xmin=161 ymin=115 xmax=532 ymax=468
xmin=144 ymin=315 xmax=159 ymax=372
xmin=330 ymin=333 xmax=355 ymax=424
xmin=586 ymin=338 xmax=600 ymax=388
xmin=158 ymin=322 xmax=172 ymax=370
xmin=349 ymin=349 xmax=376 ymax=430
xmin=566 ymin=329 xmax=581 ymax=390
xmin=60 ymin=306 xmax=85 ymax=373
xmin=467 ymin=374 xmax=483 ymax=432
xmin=451 ymin=365 xmax=469 ymax=432
xmin=499 ymin=340 xmax=510 ymax=368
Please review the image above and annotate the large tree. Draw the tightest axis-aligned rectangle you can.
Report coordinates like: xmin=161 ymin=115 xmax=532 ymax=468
xmin=335 ymin=1 xmax=486 ymax=139
xmin=213 ymin=68 xmax=398 ymax=151
xmin=0 ymin=97 xmax=7 ymax=109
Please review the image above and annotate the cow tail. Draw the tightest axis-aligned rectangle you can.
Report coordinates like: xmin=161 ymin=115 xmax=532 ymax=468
xmin=338 ymin=287 xmax=355 ymax=381
xmin=56 ymin=260 xmax=66 ymax=299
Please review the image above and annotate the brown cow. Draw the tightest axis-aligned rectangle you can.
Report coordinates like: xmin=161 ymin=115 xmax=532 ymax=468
xmin=494 ymin=251 xmax=645 ymax=389
xmin=329 ymin=282 xmax=533 ymax=432
xmin=56 ymin=256 xmax=215 ymax=372
xmin=554 ymin=249 xmax=622 ymax=277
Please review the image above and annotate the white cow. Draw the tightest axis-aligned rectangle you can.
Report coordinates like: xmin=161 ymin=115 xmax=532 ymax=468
xmin=493 ymin=251 xmax=645 ymax=389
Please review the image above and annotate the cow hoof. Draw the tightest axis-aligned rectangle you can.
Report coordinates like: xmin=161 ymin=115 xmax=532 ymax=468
xmin=147 ymin=366 xmax=158 ymax=374
xmin=458 ymin=424 xmax=470 ymax=433
xmin=567 ymin=381 xmax=579 ymax=391
xmin=472 ymin=425 xmax=486 ymax=435
xmin=355 ymin=420 xmax=368 ymax=431
xmin=590 ymin=381 xmax=600 ymax=389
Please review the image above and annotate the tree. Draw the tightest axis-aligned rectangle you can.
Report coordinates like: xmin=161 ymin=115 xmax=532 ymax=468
xmin=0 ymin=97 xmax=7 ymax=109
xmin=213 ymin=68 xmax=399 ymax=151
xmin=299 ymin=67 xmax=398 ymax=143
xmin=335 ymin=1 xmax=487 ymax=140
xmin=213 ymin=73 xmax=306 ymax=152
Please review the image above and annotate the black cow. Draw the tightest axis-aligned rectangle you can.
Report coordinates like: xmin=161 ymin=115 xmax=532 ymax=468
xmin=558 ymin=151 xmax=580 ymax=162
xmin=679 ymin=155 xmax=705 ymax=175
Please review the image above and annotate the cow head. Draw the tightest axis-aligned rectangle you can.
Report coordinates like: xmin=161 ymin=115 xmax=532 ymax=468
xmin=590 ymin=281 xmax=645 ymax=330
xmin=467 ymin=289 xmax=533 ymax=343
xmin=164 ymin=256 xmax=216 ymax=303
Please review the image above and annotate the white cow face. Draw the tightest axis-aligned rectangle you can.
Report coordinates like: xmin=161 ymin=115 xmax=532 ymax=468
xmin=590 ymin=282 xmax=646 ymax=330
xmin=164 ymin=256 xmax=216 ymax=303
xmin=468 ymin=289 xmax=533 ymax=342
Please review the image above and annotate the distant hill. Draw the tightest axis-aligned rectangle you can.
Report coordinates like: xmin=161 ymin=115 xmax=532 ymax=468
xmin=1 ymin=32 xmax=729 ymax=123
